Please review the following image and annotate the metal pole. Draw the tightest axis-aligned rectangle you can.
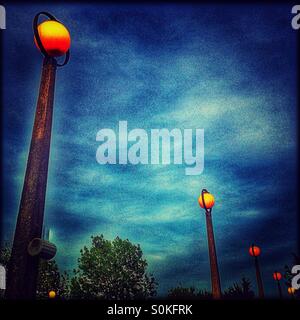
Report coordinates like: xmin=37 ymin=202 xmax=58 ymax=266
xmin=5 ymin=57 xmax=57 ymax=299
xmin=254 ymin=256 xmax=264 ymax=298
xmin=205 ymin=210 xmax=222 ymax=299
xmin=276 ymin=280 xmax=282 ymax=299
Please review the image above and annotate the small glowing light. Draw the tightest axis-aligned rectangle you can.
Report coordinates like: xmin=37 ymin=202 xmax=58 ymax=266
xmin=198 ymin=192 xmax=215 ymax=209
xmin=249 ymin=245 xmax=261 ymax=257
xmin=273 ymin=272 xmax=282 ymax=281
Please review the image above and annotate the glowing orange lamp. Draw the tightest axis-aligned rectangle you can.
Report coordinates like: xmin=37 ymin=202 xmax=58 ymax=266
xmin=34 ymin=20 xmax=71 ymax=57
xmin=198 ymin=191 xmax=215 ymax=209
xmin=273 ymin=272 xmax=282 ymax=281
xmin=48 ymin=290 xmax=56 ymax=299
xmin=249 ymin=245 xmax=261 ymax=257
xmin=288 ymin=287 xmax=296 ymax=295
xmin=33 ymin=12 xmax=70 ymax=67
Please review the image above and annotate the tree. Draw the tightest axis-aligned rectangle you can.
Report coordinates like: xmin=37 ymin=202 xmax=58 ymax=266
xmin=0 ymin=246 xmax=10 ymax=266
xmin=167 ymin=286 xmax=212 ymax=300
xmin=167 ymin=286 xmax=198 ymax=299
xmin=0 ymin=245 xmax=69 ymax=299
xmin=37 ymin=260 xmax=70 ymax=299
xmin=223 ymin=277 xmax=255 ymax=299
xmin=70 ymin=235 xmax=157 ymax=300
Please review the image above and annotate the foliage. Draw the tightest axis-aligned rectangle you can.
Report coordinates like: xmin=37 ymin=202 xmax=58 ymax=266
xmin=223 ymin=277 xmax=255 ymax=299
xmin=168 ymin=278 xmax=255 ymax=300
xmin=167 ymin=286 xmax=198 ymax=299
xmin=0 ymin=245 xmax=69 ymax=299
xmin=0 ymin=246 xmax=10 ymax=267
xmin=36 ymin=260 xmax=70 ymax=299
xmin=70 ymin=235 xmax=157 ymax=300
xmin=167 ymin=286 xmax=212 ymax=299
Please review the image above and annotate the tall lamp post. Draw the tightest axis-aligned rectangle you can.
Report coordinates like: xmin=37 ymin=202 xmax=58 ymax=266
xmin=273 ymin=271 xmax=283 ymax=299
xmin=5 ymin=12 xmax=70 ymax=299
xmin=249 ymin=244 xmax=264 ymax=299
xmin=198 ymin=189 xmax=222 ymax=299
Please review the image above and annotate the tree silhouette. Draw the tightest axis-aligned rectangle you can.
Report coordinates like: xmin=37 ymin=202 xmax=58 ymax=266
xmin=223 ymin=277 xmax=255 ymax=299
xmin=167 ymin=286 xmax=212 ymax=299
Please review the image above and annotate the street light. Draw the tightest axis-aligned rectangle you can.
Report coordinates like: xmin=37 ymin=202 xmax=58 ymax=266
xmin=249 ymin=244 xmax=264 ymax=298
xmin=287 ymin=287 xmax=296 ymax=298
xmin=273 ymin=271 xmax=282 ymax=299
xmin=198 ymin=189 xmax=222 ymax=299
xmin=5 ymin=12 xmax=70 ymax=299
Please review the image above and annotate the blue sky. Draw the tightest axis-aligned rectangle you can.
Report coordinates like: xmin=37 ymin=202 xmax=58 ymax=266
xmin=1 ymin=3 xmax=298 ymax=297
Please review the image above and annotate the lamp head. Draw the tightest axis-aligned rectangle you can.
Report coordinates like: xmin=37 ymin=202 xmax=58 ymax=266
xmin=198 ymin=189 xmax=215 ymax=210
xmin=249 ymin=245 xmax=261 ymax=257
xmin=273 ymin=272 xmax=282 ymax=281
xmin=34 ymin=20 xmax=71 ymax=57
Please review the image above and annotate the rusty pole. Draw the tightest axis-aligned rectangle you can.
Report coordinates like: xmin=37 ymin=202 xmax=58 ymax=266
xmin=205 ymin=210 xmax=222 ymax=299
xmin=5 ymin=57 xmax=57 ymax=299
xmin=276 ymin=279 xmax=283 ymax=299
xmin=254 ymin=256 xmax=264 ymax=298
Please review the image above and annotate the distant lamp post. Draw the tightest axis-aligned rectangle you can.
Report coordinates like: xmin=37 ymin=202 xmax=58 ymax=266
xmin=198 ymin=189 xmax=222 ymax=299
xmin=273 ymin=271 xmax=283 ymax=299
xmin=5 ymin=12 xmax=70 ymax=299
xmin=249 ymin=244 xmax=264 ymax=298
